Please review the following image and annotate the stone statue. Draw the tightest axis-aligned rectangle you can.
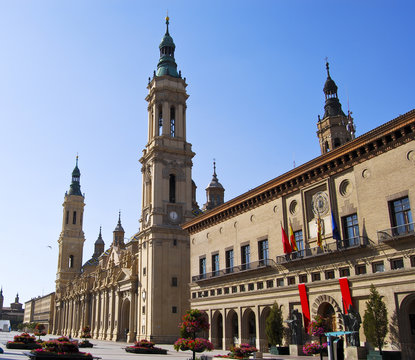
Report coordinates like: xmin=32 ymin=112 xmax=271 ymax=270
xmin=342 ymin=305 xmax=361 ymax=346
xmin=288 ymin=309 xmax=303 ymax=345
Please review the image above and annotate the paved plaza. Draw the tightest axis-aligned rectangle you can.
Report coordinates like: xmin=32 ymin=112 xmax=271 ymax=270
xmin=0 ymin=331 xmax=324 ymax=360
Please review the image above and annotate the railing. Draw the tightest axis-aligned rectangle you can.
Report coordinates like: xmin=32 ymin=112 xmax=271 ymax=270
xmin=377 ymin=222 xmax=415 ymax=242
xmin=192 ymin=259 xmax=276 ymax=282
xmin=276 ymin=236 xmax=368 ymax=264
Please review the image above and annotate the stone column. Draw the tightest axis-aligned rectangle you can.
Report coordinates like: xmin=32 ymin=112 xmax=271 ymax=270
xmin=128 ymin=287 xmax=136 ymax=342
xmin=112 ymin=291 xmax=120 ymax=341
xmin=238 ymin=307 xmax=243 ymax=345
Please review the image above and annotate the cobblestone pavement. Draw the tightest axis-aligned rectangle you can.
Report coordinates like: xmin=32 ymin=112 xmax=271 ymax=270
xmin=0 ymin=331 xmax=324 ymax=360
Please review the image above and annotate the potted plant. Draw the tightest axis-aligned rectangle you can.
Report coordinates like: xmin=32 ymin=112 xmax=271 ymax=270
xmin=27 ymin=336 xmax=93 ymax=359
xmin=363 ymin=285 xmax=388 ymax=360
xmin=125 ymin=339 xmax=168 ymax=354
xmin=303 ymin=315 xmax=328 ymax=360
xmin=174 ymin=309 xmax=214 ymax=360
xmin=266 ymin=302 xmax=288 ymax=355
xmin=34 ymin=324 xmax=46 ymax=342
xmin=78 ymin=326 xmax=93 ymax=348
xmin=6 ymin=333 xmax=42 ymax=350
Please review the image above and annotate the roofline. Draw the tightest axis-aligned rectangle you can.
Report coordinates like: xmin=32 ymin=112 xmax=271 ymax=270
xmin=182 ymin=109 xmax=415 ymax=234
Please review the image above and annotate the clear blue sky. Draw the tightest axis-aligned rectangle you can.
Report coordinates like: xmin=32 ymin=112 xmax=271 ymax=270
xmin=0 ymin=1 xmax=414 ymax=307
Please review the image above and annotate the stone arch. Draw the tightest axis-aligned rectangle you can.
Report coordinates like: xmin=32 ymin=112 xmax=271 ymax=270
xmin=119 ymin=298 xmax=130 ymax=341
xmin=241 ymin=307 xmax=256 ymax=346
xmin=259 ymin=306 xmax=272 ymax=351
xmin=399 ymin=292 xmax=415 ymax=359
xmin=225 ymin=309 xmax=239 ymax=347
xmin=311 ymin=294 xmax=344 ymax=331
xmin=211 ymin=310 xmax=224 ymax=349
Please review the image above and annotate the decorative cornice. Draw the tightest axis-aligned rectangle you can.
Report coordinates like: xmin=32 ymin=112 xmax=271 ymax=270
xmin=183 ymin=109 xmax=415 ymax=234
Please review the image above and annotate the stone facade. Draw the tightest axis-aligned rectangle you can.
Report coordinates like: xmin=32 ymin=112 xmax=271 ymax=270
xmin=24 ymin=292 xmax=55 ymax=332
xmin=0 ymin=290 xmax=24 ymax=330
xmin=183 ymin=106 xmax=415 ymax=357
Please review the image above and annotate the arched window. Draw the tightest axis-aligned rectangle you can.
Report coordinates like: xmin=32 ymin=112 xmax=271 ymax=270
xmin=158 ymin=105 xmax=163 ymax=135
xmin=73 ymin=211 xmax=77 ymax=225
xmin=66 ymin=211 xmax=69 ymax=224
xmin=69 ymin=255 xmax=74 ymax=268
xmin=170 ymin=107 xmax=175 ymax=137
xmin=325 ymin=141 xmax=330 ymax=152
xmin=169 ymin=174 xmax=176 ymax=203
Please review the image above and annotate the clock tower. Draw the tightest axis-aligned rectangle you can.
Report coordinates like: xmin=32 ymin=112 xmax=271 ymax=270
xmin=135 ymin=17 xmax=194 ymax=343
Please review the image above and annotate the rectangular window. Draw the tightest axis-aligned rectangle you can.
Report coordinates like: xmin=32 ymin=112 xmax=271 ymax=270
xmin=172 ymin=306 xmax=177 ymax=313
xmin=199 ymin=257 xmax=206 ymax=278
xmin=248 ymin=283 xmax=254 ymax=291
xmin=66 ymin=211 xmax=69 ymax=224
xmin=391 ymin=258 xmax=404 ymax=270
xmin=257 ymin=282 xmax=264 ymax=290
xmin=258 ymin=239 xmax=269 ymax=265
xmin=372 ymin=261 xmax=385 ymax=273
xmin=288 ymin=276 xmax=296 ymax=285
xmin=217 ymin=288 xmax=222 ymax=295
xmin=276 ymin=278 xmax=284 ymax=287
xmin=173 ymin=239 xmax=177 ymax=246
xmin=203 ymin=290 xmax=208 ymax=297
xmin=325 ymin=270 xmax=335 ymax=280
xmin=73 ymin=211 xmax=77 ymax=225
xmin=312 ymin=272 xmax=321 ymax=282
xmin=240 ymin=284 xmax=246 ymax=292
xmin=224 ymin=287 xmax=229 ymax=294
xmin=355 ymin=264 xmax=367 ymax=275
xmin=226 ymin=249 xmax=234 ymax=273
xmin=390 ymin=197 xmax=413 ymax=235
xmin=266 ymin=280 xmax=274 ymax=288
xmin=241 ymin=245 xmax=250 ymax=270
xmin=210 ymin=289 xmax=215 ymax=296
xmin=343 ymin=213 xmax=360 ymax=247
xmin=198 ymin=291 xmax=202 ymax=298
xmin=411 ymin=256 xmax=415 ymax=267
xmin=143 ymin=267 xmax=146 ymax=276
xmin=171 ymin=277 xmax=178 ymax=287
xmin=232 ymin=286 xmax=237 ymax=293
xmin=294 ymin=230 xmax=304 ymax=257
xmin=142 ymin=306 xmax=145 ymax=314
xmin=340 ymin=267 xmax=350 ymax=277
xmin=212 ymin=253 xmax=220 ymax=276
xmin=299 ymin=274 xmax=308 ymax=283
xmin=192 ymin=292 xmax=196 ymax=299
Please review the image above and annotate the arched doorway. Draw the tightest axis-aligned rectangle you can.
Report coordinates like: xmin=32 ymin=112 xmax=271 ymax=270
xmin=318 ymin=302 xmax=336 ymax=332
xmin=120 ymin=298 xmax=130 ymax=341
xmin=225 ymin=310 xmax=239 ymax=348
xmin=259 ymin=306 xmax=271 ymax=352
xmin=242 ymin=308 xmax=256 ymax=346
xmin=399 ymin=293 xmax=415 ymax=359
xmin=212 ymin=311 xmax=223 ymax=349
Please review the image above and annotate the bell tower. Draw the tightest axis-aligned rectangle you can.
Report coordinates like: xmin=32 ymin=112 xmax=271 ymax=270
xmin=135 ymin=16 xmax=194 ymax=343
xmin=56 ymin=157 xmax=85 ymax=290
xmin=317 ymin=62 xmax=355 ymax=154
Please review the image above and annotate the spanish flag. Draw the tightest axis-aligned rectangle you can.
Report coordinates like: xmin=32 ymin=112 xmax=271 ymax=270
xmin=281 ymin=224 xmax=292 ymax=254
xmin=317 ymin=216 xmax=323 ymax=250
xmin=289 ymin=223 xmax=298 ymax=251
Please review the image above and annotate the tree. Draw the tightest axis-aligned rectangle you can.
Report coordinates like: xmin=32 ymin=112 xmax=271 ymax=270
xmin=363 ymin=284 xmax=388 ymax=353
xmin=265 ymin=302 xmax=284 ymax=347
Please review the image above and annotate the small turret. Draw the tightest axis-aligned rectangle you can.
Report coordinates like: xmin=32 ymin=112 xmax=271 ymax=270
xmin=113 ymin=212 xmax=125 ymax=248
xmin=203 ymin=161 xmax=225 ymax=211
xmin=93 ymin=227 xmax=105 ymax=258
xmin=156 ymin=16 xmax=180 ymax=78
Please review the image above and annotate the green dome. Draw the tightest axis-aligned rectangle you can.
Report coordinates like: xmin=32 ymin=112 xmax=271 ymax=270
xmin=155 ymin=17 xmax=180 ymax=78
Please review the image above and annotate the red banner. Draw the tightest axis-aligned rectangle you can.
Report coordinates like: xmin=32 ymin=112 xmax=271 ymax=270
xmin=339 ymin=277 xmax=353 ymax=314
xmin=298 ymin=283 xmax=310 ymax=329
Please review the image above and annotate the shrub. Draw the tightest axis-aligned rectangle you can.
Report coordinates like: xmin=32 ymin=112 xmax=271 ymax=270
xmin=265 ymin=302 xmax=284 ymax=346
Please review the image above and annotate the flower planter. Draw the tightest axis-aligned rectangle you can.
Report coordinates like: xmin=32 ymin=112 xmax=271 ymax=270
xmin=7 ymin=342 xmax=42 ymax=350
xmin=78 ymin=342 xmax=94 ymax=348
xmin=269 ymin=346 xmax=289 ymax=355
xmin=125 ymin=346 xmax=168 ymax=354
xmin=26 ymin=351 xmax=93 ymax=360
